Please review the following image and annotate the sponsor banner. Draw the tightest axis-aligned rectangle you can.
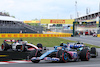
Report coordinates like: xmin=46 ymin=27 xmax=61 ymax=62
xmin=97 ymin=34 xmax=100 ymax=37
xmin=96 ymin=21 xmax=99 ymax=24
xmin=24 ymin=21 xmax=40 ymax=23
xmin=41 ymin=19 xmax=74 ymax=24
xmin=0 ymin=34 xmax=72 ymax=38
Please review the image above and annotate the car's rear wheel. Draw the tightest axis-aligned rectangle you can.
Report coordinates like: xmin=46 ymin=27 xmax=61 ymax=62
xmin=80 ymin=49 xmax=90 ymax=61
xmin=1 ymin=44 xmax=6 ymax=51
xmin=90 ymin=47 xmax=96 ymax=58
xmin=1 ymin=43 xmax=10 ymax=51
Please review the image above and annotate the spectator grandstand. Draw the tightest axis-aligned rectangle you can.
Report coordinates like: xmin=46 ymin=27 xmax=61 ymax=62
xmin=0 ymin=15 xmax=43 ymax=33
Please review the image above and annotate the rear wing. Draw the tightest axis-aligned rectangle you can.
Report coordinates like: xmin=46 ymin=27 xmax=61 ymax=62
xmin=4 ymin=40 xmax=16 ymax=42
xmin=70 ymin=44 xmax=84 ymax=48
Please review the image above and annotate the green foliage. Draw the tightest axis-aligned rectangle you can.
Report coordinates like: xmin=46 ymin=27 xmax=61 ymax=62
xmin=11 ymin=16 xmax=15 ymax=18
xmin=4 ymin=12 xmax=10 ymax=16
xmin=26 ymin=23 xmax=39 ymax=26
xmin=2 ymin=11 xmax=15 ymax=18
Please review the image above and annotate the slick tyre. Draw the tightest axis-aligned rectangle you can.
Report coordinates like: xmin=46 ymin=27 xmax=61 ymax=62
xmin=31 ymin=60 xmax=40 ymax=63
xmin=91 ymin=47 xmax=96 ymax=58
xmin=1 ymin=44 xmax=6 ymax=51
xmin=80 ymin=49 xmax=90 ymax=61
xmin=57 ymin=50 xmax=68 ymax=63
xmin=1 ymin=43 xmax=10 ymax=51
xmin=28 ymin=50 xmax=37 ymax=59
xmin=31 ymin=50 xmax=41 ymax=63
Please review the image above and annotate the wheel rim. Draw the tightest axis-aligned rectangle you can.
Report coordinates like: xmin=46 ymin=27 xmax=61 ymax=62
xmin=62 ymin=52 xmax=68 ymax=62
xmin=21 ymin=46 xmax=23 ymax=51
xmin=1 ymin=44 xmax=4 ymax=50
xmin=64 ymin=53 xmax=68 ymax=60
xmin=86 ymin=51 xmax=90 ymax=60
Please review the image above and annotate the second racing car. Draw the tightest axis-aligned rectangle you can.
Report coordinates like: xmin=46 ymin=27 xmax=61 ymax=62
xmin=68 ymin=42 xmax=98 ymax=58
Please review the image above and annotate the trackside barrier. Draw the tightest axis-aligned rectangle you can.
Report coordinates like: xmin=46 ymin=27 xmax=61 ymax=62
xmin=0 ymin=33 xmax=72 ymax=38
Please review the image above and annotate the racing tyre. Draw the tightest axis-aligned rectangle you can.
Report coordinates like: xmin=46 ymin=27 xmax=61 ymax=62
xmin=1 ymin=44 xmax=6 ymax=51
xmin=29 ymin=50 xmax=37 ymax=59
xmin=31 ymin=50 xmax=41 ymax=63
xmin=1 ymin=43 xmax=10 ymax=51
xmin=90 ymin=47 xmax=96 ymax=58
xmin=80 ymin=49 xmax=90 ymax=61
xmin=57 ymin=50 xmax=68 ymax=63
xmin=31 ymin=60 xmax=40 ymax=63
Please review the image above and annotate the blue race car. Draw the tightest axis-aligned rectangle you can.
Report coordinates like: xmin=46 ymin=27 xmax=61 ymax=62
xmin=31 ymin=43 xmax=90 ymax=63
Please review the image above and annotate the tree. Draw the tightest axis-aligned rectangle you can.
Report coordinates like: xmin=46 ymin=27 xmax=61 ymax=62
xmin=1 ymin=11 xmax=16 ymax=18
xmin=11 ymin=16 xmax=15 ymax=18
xmin=4 ymin=12 xmax=10 ymax=16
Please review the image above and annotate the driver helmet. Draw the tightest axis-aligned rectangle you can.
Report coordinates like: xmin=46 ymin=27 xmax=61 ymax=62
xmin=19 ymin=38 xmax=23 ymax=41
xmin=60 ymin=41 xmax=64 ymax=46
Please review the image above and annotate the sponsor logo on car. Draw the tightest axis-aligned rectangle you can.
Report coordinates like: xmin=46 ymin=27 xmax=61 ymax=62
xmin=44 ymin=57 xmax=60 ymax=61
xmin=0 ymin=55 xmax=8 ymax=57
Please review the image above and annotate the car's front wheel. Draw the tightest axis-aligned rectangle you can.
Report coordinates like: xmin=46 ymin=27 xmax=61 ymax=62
xmin=31 ymin=60 xmax=40 ymax=63
xmin=56 ymin=50 xmax=69 ymax=63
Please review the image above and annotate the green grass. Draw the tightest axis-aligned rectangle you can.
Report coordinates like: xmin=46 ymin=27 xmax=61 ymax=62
xmin=0 ymin=37 xmax=100 ymax=48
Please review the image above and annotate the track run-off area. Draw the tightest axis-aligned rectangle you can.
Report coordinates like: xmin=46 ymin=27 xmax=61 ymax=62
xmin=61 ymin=36 xmax=100 ymax=47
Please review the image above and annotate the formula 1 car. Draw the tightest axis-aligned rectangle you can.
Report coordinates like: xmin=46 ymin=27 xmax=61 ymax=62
xmin=31 ymin=43 xmax=90 ymax=63
xmin=67 ymin=42 xmax=98 ymax=58
xmin=93 ymin=33 xmax=97 ymax=37
xmin=0 ymin=39 xmax=48 ymax=61
xmin=1 ymin=39 xmax=44 ymax=52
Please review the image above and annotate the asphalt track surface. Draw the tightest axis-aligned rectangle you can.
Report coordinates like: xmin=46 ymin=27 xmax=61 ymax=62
xmin=61 ymin=36 xmax=100 ymax=47
xmin=1 ymin=36 xmax=100 ymax=67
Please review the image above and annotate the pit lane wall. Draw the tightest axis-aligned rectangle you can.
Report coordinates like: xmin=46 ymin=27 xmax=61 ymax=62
xmin=0 ymin=33 xmax=72 ymax=38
